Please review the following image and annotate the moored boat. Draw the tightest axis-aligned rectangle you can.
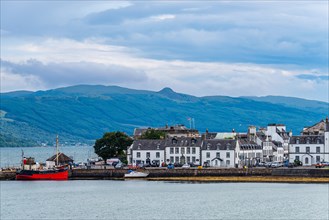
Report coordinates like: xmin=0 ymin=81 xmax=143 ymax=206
xmin=16 ymin=168 xmax=68 ymax=180
xmin=124 ymin=170 xmax=149 ymax=178
xmin=16 ymin=135 xmax=69 ymax=181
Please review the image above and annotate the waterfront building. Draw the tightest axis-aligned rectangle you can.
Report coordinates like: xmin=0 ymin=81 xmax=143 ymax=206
xmin=127 ymin=139 xmax=166 ymax=166
xmin=236 ymin=136 xmax=263 ymax=167
xmin=289 ymin=118 xmax=329 ymax=165
xmin=164 ymin=136 xmax=202 ymax=165
xmin=201 ymin=139 xmax=236 ymax=167
xmin=46 ymin=152 xmax=74 ymax=168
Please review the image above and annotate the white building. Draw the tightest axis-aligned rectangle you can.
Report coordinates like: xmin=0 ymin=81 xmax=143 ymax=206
xmin=164 ymin=137 xmax=202 ymax=165
xmin=128 ymin=139 xmax=166 ymax=166
xmin=236 ymin=135 xmax=263 ymax=167
xmin=201 ymin=139 xmax=236 ymax=168
xmin=289 ymin=118 xmax=329 ymax=165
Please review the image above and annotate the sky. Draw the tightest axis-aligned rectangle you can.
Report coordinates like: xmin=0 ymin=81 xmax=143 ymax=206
xmin=1 ymin=1 xmax=328 ymax=102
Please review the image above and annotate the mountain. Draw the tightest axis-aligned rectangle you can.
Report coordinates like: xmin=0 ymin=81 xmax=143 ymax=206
xmin=1 ymin=85 xmax=328 ymax=147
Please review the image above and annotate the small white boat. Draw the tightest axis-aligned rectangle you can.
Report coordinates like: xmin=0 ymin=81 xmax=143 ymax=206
xmin=124 ymin=170 xmax=149 ymax=178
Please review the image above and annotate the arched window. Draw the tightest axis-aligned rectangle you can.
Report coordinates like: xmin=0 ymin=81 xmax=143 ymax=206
xmin=305 ymin=157 xmax=309 ymax=164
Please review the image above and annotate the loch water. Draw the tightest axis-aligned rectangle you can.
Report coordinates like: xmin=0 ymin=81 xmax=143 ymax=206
xmin=1 ymin=181 xmax=328 ymax=220
xmin=0 ymin=146 xmax=97 ymax=167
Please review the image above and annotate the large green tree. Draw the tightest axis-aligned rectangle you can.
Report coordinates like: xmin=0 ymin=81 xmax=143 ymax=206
xmin=139 ymin=129 xmax=166 ymax=139
xmin=94 ymin=131 xmax=133 ymax=162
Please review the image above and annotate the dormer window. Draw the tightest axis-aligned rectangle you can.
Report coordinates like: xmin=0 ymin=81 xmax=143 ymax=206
xmin=207 ymin=143 xmax=211 ymax=150
xmin=316 ymin=139 xmax=320 ymax=144
xmin=138 ymin=143 xmax=141 ymax=150
xmin=226 ymin=143 xmax=231 ymax=150
xmin=157 ymin=144 xmax=160 ymax=150
xmin=306 ymin=138 xmax=310 ymax=144
xmin=172 ymin=138 xmax=177 ymax=144
xmin=216 ymin=143 xmax=221 ymax=150
xmin=296 ymin=138 xmax=300 ymax=144
xmin=191 ymin=138 xmax=197 ymax=145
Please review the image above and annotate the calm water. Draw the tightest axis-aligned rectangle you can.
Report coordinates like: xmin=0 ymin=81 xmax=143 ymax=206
xmin=0 ymin=181 xmax=328 ymax=220
xmin=0 ymin=146 xmax=97 ymax=167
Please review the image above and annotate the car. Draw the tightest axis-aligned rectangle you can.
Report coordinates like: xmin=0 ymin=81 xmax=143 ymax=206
xmin=167 ymin=163 xmax=174 ymax=169
xmin=188 ymin=162 xmax=196 ymax=167
xmin=265 ymin=162 xmax=272 ymax=168
xmin=271 ymin=162 xmax=280 ymax=168
xmin=114 ymin=163 xmax=126 ymax=169
xmin=288 ymin=163 xmax=295 ymax=168
xmin=315 ymin=163 xmax=325 ymax=168
xmin=257 ymin=162 xmax=266 ymax=167
xmin=182 ymin=163 xmax=190 ymax=168
xmin=321 ymin=161 xmax=329 ymax=166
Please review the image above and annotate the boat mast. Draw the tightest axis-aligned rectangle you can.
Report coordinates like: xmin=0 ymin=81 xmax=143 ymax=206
xmin=56 ymin=135 xmax=59 ymax=166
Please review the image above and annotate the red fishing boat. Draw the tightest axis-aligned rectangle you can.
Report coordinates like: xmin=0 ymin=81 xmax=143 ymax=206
xmin=16 ymin=136 xmax=69 ymax=180
xmin=16 ymin=167 xmax=68 ymax=180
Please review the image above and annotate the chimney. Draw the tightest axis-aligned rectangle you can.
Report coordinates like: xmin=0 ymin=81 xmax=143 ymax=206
xmin=289 ymin=130 xmax=292 ymax=137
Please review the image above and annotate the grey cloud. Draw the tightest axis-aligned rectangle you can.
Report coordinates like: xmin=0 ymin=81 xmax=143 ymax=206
xmin=1 ymin=59 xmax=148 ymax=87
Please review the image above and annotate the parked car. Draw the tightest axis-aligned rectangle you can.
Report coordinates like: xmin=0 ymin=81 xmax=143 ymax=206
xmin=294 ymin=159 xmax=303 ymax=166
xmin=167 ymin=163 xmax=174 ymax=169
xmin=115 ymin=163 xmax=126 ymax=169
xmin=203 ymin=162 xmax=210 ymax=168
xmin=257 ymin=162 xmax=266 ymax=167
xmin=315 ymin=163 xmax=325 ymax=168
xmin=271 ymin=162 xmax=283 ymax=168
xmin=321 ymin=161 xmax=329 ymax=166
xmin=182 ymin=163 xmax=190 ymax=168
xmin=288 ymin=163 xmax=295 ymax=168
xmin=265 ymin=162 xmax=272 ymax=168
xmin=188 ymin=162 xmax=196 ymax=167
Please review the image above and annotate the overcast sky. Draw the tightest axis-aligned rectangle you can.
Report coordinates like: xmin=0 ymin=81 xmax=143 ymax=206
xmin=1 ymin=1 xmax=328 ymax=101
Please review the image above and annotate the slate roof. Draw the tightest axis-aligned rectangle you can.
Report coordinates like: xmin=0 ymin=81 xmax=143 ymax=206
xmin=238 ymin=139 xmax=262 ymax=150
xmin=46 ymin=152 xmax=74 ymax=163
xmin=289 ymin=135 xmax=324 ymax=144
xmin=301 ymin=119 xmax=328 ymax=135
xmin=201 ymin=139 xmax=236 ymax=151
xmin=131 ymin=139 xmax=166 ymax=150
xmin=165 ymin=136 xmax=202 ymax=147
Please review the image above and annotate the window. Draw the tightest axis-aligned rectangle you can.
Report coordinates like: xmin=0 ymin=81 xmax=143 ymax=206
xmin=172 ymin=138 xmax=177 ymax=144
xmin=226 ymin=152 xmax=230 ymax=158
xmin=146 ymin=152 xmax=150 ymax=158
xmin=170 ymin=148 xmax=174 ymax=154
xmin=187 ymin=156 xmax=191 ymax=163
xmin=305 ymin=157 xmax=309 ymax=164
xmin=306 ymin=138 xmax=310 ymax=144
xmin=226 ymin=160 xmax=230 ymax=166
xmin=175 ymin=157 xmax=179 ymax=162
xmin=206 ymin=152 xmax=210 ymax=158
xmin=138 ymin=144 xmax=141 ymax=150
xmin=207 ymin=143 xmax=211 ymax=150
xmin=296 ymin=139 xmax=299 ymax=144
xmin=156 ymin=152 xmax=160 ymax=158
xmin=295 ymin=156 xmax=300 ymax=161
xmin=137 ymin=152 xmax=141 ymax=158
xmin=306 ymin=147 xmax=310 ymax=154
xmin=170 ymin=156 xmax=174 ymax=163
xmin=175 ymin=148 xmax=179 ymax=154
xmin=317 ymin=139 xmax=320 ymax=144
xmin=192 ymin=156 xmax=196 ymax=162
xmin=316 ymin=156 xmax=320 ymax=163
xmin=216 ymin=152 xmax=220 ymax=158
xmin=215 ymin=160 xmax=218 ymax=166
xmin=157 ymin=144 xmax=160 ymax=150
xmin=187 ymin=148 xmax=190 ymax=154
xmin=316 ymin=147 xmax=320 ymax=153
xmin=295 ymin=147 xmax=300 ymax=153
xmin=181 ymin=148 xmax=185 ymax=154
xmin=216 ymin=144 xmax=221 ymax=150
xmin=192 ymin=147 xmax=196 ymax=154
xmin=191 ymin=138 xmax=197 ymax=144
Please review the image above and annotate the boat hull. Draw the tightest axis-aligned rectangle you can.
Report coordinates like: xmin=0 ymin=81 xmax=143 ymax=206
xmin=124 ymin=171 xmax=148 ymax=178
xmin=16 ymin=169 xmax=68 ymax=180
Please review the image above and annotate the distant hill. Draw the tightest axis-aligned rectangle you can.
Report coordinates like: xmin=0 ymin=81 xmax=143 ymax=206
xmin=1 ymin=85 xmax=328 ymax=147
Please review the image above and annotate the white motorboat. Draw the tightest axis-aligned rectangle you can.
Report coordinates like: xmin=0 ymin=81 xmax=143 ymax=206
xmin=124 ymin=170 xmax=149 ymax=178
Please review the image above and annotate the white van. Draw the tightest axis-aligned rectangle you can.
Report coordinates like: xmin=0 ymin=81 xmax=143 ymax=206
xmin=106 ymin=158 xmax=121 ymax=166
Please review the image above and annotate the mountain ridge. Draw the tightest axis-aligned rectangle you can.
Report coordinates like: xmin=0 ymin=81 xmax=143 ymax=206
xmin=1 ymin=85 xmax=327 ymax=147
